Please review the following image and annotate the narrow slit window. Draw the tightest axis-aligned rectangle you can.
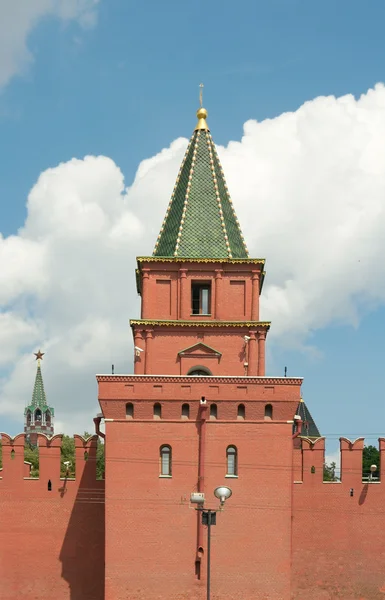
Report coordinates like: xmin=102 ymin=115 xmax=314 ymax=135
xmin=154 ymin=403 xmax=162 ymax=419
xmin=210 ymin=403 xmax=217 ymax=420
xmin=265 ymin=404 xmax=273 ymax=420
xmin=226 ymin=446 xmax=238 ymax=476
xmin=160 ymin=445 xmax=172 ymax=476
xmin=192 ymin=283 xmax=211 ymax=315
xmin=126 ymin=402 xmax=134 ymax=419
xmin=237 ymin=404 xmax=245 ymax=420
xmin=48 ymin=479 xmax=52 ymax=491
xmin=181 ymin=403 xmax=190 ymax=419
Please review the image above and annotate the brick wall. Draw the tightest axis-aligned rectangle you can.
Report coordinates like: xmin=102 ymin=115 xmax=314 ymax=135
xmin=100 ymin=373 xmax=301 ymax=600
xmin=0 ymin=433 xmax=105 ymax=600
xmin=292 ymin=437 xmax=385 ymax=600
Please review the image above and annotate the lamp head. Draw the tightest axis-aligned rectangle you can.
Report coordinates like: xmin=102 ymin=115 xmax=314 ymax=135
xmin=370 ymin=464 xmax=377 ymax=473
xmin=214 ymin=486 xmax=232 ymax=506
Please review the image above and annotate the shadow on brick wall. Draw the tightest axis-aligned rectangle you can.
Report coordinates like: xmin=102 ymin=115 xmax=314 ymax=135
xmin=60 ymin=436 xmax=105 ymax=600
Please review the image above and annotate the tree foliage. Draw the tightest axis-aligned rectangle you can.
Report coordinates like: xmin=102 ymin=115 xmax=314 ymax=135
xmin=323 ymin=461 xmax=337 ymax=481
xmin=362 ymin=445 xmax=380 ymax=479
xmin=60 ymin=435 xmax=76 ymax=477
xmin=96 ymin=438 xmax=105 ymax=480
xmin=24 ymin=443 xmax=39 ymax=477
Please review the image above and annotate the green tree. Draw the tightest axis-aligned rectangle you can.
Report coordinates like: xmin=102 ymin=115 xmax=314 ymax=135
xmin=96 ymin=439 xmax=105 ymax=480
xmin=323 ymin=461 xmax=337 ymax=481
xmin=24 ymin=443 xmax=39 ymax=477
xmin=60 ymin=435 xmax=76 ymax=477
xmin=362 ymin=445 xmax=380 ymax=479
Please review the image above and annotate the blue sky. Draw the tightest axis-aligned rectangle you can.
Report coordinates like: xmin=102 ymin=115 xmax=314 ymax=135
xmin=1 ymin=0 xmax=385 ymax=456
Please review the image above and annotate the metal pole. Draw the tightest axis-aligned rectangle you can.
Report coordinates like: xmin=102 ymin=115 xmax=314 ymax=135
xmin=207 ymin=510 xmax=211 ymax=600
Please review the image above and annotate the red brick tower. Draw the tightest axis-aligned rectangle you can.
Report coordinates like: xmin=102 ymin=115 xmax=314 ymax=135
xmin=24 ymin=350 xmax=54 ymax=446
xmin=97 ymin=104 xmax=303 ymax=600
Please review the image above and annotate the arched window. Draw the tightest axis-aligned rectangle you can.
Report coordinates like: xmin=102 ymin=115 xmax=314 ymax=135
xmin=35 ymin=409 xmax=42 ymax=422
xmin=160 ymin=445 xmax=172 ymax=476
xmin=45 ymin=410 xmax=51 ymax=426
xmin=210 ymin=403 xmax=217 ymax=420
xmin=154 ymin=403 xmax=162 ymax=419
xmin=187 ymin=366 xmax=212 ymax=376
xmin=237 ymin=404 xmax=245 ymax=420
xmin=181 ymin=403 xmax=190 ymax=419
xmin=226 ymin=445 xmax=238 ymax=476
xmin=47 ymin=479 xmax=52 ymax=491
xmin=265 ymin=404 xmax=273 ymax=420
xmin=26 ymin=410 xmax=31 ymax=426
xmin=126 ymin=402 xmax=134 ymax=419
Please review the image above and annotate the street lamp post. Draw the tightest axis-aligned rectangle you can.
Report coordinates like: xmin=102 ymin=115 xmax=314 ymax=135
xmin=194 ymin=486 xmax=232 ymax=600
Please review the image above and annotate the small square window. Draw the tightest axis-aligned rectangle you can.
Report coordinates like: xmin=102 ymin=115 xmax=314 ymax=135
xmin=192 ymin=283 xmax=211 ymax=315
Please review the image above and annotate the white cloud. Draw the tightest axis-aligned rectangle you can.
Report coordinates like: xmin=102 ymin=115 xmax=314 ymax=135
xmin=2 ymin=84 xmax=385 ymax=432
xmin=0 ymin=0 xmax=99 ymax=89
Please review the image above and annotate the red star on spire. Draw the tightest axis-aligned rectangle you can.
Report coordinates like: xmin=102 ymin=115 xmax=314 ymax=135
xmin=34 ymin=350 xmax=45 ymax=361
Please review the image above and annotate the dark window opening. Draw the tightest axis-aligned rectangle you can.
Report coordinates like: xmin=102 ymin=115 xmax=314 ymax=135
xmin=26 ymin=410 xmax=32 ymax=426
xmin=188 ymin=366 xmax=212 ymax=376
xmin=45 ymin=410 xmax=51 ymax=426
xmin=265 ymin=404 xmax=273 ymax=419
xmin=126 ymin=402 xmax=134 ymax=419
xmin=192 ymin=283 xmax=211 ymax=315
xmin=48 ymin=479 xmax=52 ymax=491
xmin=237 ymin=404 xmax=245 ymax=420
xmin=226 ymin=445 xmax=238 ymax=476
xmin=35 ymin=409 xmax=42 ymax=422
xmin=154 ymin=403 xmax=162 ymax=419
xmin=195 ymin=560 xmax=201 ymax=580
xmin=181 ymin=403 xmax=190 ymax=419
xmin=160 ymin=445 xmax=172 ymax=476
xmin=210 ymin=404 xmax=217 ymax=420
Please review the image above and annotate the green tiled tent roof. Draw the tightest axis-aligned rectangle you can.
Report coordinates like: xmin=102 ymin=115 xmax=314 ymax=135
xmin=153 ymin=108 xmax=249 ymax=259
xmin=294 ymin=399 xmax=320 ymax=439
xmin=24 ymin=363 xmax=54 ymax=416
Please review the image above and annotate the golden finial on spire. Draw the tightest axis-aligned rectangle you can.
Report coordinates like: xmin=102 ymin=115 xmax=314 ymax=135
xmin=199 ymin=83 xmax=204 ymax=107
xmin=195 ymin=83 xmax=209 ymax=131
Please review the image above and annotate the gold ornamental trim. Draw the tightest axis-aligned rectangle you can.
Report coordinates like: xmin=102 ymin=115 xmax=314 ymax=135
xmin=137 ymin=256 xmax=265 ymax=265
xmin=130 ymin=319 xmax=271 ymax=329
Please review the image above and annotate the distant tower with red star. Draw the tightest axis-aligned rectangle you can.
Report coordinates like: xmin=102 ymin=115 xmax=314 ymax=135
xmin=24 ymin=351 xmax=54 ymax=445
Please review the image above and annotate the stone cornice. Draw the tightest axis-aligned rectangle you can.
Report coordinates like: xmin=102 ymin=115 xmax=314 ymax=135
xmin=96 ymin=375 xmax=302 ymax=385
xmin=130 ymin=319 xmax=271 ymax=329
